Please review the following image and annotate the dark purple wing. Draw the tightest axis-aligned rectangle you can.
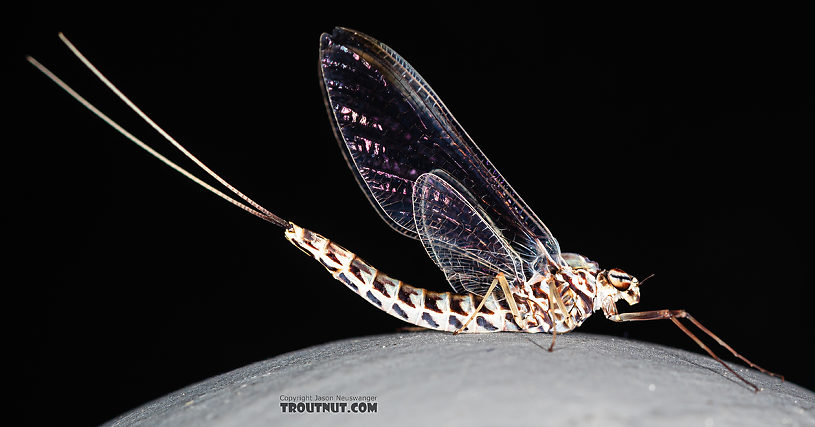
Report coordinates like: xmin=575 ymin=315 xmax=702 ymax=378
xmin=319 ymin=27 xmax=564 ymax=273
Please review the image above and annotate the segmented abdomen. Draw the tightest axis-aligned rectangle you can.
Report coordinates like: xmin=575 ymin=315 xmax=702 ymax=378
xmin=285 ymin=223 xmax=522 ymax=333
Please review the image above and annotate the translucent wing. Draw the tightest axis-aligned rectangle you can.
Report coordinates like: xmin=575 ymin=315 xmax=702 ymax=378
xmin=413 ymin=171 xmax=525 ymax=298
xmin=319 ymin=27 xmax=564 ymax=272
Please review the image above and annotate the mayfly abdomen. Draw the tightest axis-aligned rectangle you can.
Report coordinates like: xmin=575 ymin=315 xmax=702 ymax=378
xmin=284 ymin=223 xmax=527 ymax=333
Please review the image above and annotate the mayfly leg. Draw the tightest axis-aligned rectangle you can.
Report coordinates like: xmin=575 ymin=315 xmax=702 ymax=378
xmin=607 ymin=309 xmax=783 ymax=392
xmin=454 ymin=273 xmax=522 ymax=335
xmin=546 ymin=278 xmax=573 ymax=352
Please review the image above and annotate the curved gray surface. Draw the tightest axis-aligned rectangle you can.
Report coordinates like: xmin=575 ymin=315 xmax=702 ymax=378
xmin=106 ymin=332 xmax=813 ymax=426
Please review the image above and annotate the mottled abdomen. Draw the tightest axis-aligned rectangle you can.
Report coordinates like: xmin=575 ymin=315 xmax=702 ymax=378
xmin=284 ymin=223 xmax=526 ymax=333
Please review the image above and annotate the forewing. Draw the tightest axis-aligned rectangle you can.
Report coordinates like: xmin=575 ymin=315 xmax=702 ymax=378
xmin=319 ymin=27 xmax=564 ymax=268
xmin=413 ymin=172 xmax=525 ymax=298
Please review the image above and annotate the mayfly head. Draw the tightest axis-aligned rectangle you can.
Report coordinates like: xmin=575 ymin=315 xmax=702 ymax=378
xmin=598 ymin=268 xmax=641 ymax=306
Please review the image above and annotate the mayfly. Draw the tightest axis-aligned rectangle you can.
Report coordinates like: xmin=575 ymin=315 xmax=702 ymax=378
xmin=29 ymin=27 xmax=781 ymax=392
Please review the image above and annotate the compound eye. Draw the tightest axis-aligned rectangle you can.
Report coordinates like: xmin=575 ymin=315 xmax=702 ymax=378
xmin=608 ymin=268 xmax=632 ymax=290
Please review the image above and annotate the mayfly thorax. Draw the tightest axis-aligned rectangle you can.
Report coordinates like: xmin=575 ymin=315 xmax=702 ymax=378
xmin=28 ymin=27 xmax=782 ymax=392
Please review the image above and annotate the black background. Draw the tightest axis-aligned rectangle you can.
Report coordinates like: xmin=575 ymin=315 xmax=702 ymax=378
xmin=8 ymin=4 xmax=813 ymax=425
